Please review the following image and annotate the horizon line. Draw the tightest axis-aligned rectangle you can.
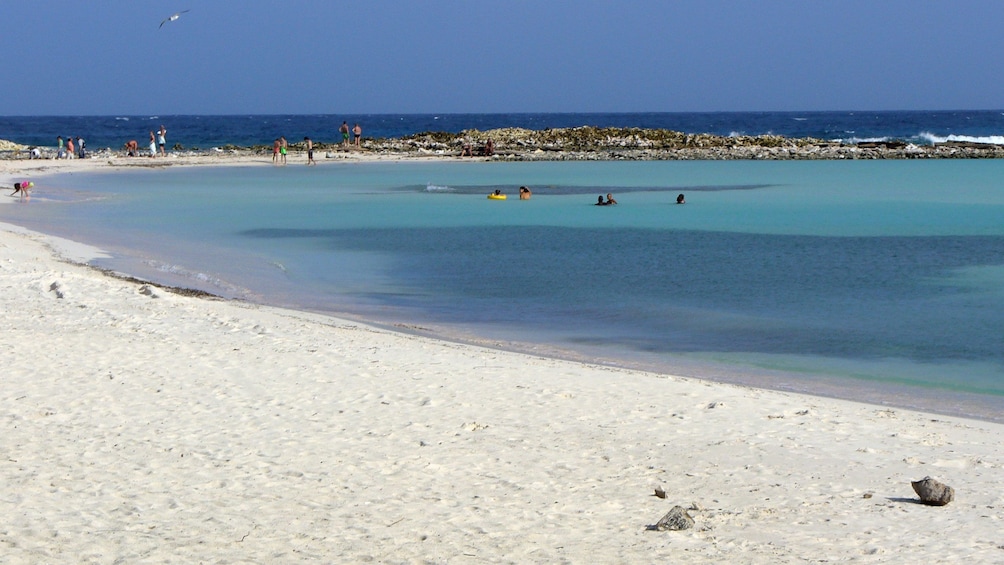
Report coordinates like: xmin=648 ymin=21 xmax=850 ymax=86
xmin=3 ymin=109 xmax=1004 ymax=119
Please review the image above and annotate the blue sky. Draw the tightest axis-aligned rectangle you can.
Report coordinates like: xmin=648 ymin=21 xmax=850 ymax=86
xmin=2 ymin=1 xmax=1002 ymax=115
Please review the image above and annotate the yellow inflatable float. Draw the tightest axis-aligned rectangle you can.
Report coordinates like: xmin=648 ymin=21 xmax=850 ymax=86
xmin=487 ymin=192 xmax=506 ymax=200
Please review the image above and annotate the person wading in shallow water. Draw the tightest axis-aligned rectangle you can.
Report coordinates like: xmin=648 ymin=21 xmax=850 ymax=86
xmin=10 ymin=181 xmax=33 ymax=196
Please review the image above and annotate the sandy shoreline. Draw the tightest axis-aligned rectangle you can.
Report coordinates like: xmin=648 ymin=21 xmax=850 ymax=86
xmin=0 ymin=148 xmax=435 ymax=181
xmin=2 ymin=156 xmax=1004 ymax=562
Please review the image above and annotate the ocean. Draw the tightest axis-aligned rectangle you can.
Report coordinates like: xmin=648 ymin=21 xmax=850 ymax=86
xmin=3 ymin=112 xmax=1004 ymax=421
xmin=5 ymin=110 xmax=1004 ymax=150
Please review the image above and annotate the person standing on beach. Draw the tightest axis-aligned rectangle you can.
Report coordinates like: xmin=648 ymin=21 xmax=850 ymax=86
xmin=56 ymin=136 xmax=64 ymax=159
xmin=279 ymin=136 xmax=288 ymax=165
xmin=304 ymin=137 xmax=315 ymax=165
xmin=65 ymin=136 xmax=75 ymax=159
xmin=149 ymin=131 xmax=157 ymax=157
xmin=157 ymin=125 xmax=167 ymax=156
xmin=340 ymin=121 xmax=350 ymax=148
xmin=77 ymin=136 xmax=86 ymax=159
xmin=273 ymin=139 xmax=280 ymax=164
xmin=353 ymin=123 xmax=362 ymax=147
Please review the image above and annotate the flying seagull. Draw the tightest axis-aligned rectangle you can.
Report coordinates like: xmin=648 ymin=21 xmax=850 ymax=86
xmin=159 ymin=10 xmax=190 ymax=29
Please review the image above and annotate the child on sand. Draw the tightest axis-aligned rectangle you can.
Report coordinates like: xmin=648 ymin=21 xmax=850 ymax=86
xmin=10 ymin=181 xmax=33 ymax=196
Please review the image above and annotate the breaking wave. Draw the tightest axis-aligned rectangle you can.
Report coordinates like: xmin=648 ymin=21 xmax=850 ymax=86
xmin=918 ymin=132 xmax=1004 ymax=145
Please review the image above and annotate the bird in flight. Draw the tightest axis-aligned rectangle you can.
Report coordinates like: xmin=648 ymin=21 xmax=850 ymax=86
xmin=159 ymin=10 xmax=190 ymax=29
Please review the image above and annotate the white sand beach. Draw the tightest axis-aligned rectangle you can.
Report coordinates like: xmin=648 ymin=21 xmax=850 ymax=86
xmin=2 ymin=158 xmax=1003 ymax=563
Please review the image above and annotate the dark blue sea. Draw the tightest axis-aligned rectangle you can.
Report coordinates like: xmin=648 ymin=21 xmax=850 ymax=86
xmin=3 ymin=112 xmax=1004 ymax=422
xmin=4 ymin=110 xmax=1004 ymax=149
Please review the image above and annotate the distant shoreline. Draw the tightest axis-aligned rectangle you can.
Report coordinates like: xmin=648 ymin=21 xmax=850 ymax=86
xmin=5 ymin=125 xmax=1004 ymax=164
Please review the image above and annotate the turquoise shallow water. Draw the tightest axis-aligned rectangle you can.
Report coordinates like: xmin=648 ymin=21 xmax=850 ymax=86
xmin=6 ymin=159 xmax=1004 ymax=420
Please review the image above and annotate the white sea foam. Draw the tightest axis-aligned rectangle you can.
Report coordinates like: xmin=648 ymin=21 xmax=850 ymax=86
xmin=919 ymin=132 xmax=1004 ymax=145
xmin=425 ymin=183 xmax=454 ymax=192
xmin=145 ymin=260 xmax=247 ymax=297
xmin=841 ymin=136 xmax=892 ymax=144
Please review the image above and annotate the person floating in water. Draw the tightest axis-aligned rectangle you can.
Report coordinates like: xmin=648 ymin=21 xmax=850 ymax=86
xmin=605 ymin=193 xmax=617 ymax=205
xmin=596 ymin=195 xmax=607 ymax=206
xmin=519 ymin=186 xmax=532 ymax=200
xmin=677 ymin=193 xmax=685 ymax=204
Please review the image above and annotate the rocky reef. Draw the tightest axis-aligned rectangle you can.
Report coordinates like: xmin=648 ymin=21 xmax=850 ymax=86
xmin=5 ymin=127 xmax=1004 ymax=161
xmin=370 ymin=126 xmax=1004 ymax=160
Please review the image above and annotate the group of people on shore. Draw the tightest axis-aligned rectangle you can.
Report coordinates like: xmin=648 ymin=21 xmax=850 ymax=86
xmin=54 ymin=135 xmax=86 ymax=159
xmin=123 ymin=125 xmax=167 ymax=157
xmin=462 ymin=137 xmax=494 ymax=157
xmin=338 ymin=121 xmax=363 ymax=148
xmin=55 ymin=128 xmax=163 ymax=159
xmin=273 ymin=137 xmax=289 ymax=165
xmin=270 ymin=121 xmax=362 ymax=166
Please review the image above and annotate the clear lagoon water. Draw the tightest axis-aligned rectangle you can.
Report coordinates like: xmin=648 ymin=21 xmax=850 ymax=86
xmin=5 ymin=158 xmax=1004 ymax=421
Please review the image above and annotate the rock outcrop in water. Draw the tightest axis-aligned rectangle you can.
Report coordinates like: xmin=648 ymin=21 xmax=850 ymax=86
xmin=364 ymin=127 xmax=1004 ymax=160
xmin=5 ymin=127 xmax=1004 ymax=161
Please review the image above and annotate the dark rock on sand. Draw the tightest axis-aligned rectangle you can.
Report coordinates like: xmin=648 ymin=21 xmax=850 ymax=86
xmin=651 ymin=506 xmax=695 ymax=531
xmin=911 ymin=476 xmax=955 ymax=506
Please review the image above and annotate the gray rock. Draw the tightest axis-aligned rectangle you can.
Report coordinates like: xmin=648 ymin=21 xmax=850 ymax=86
xmin=911 ymin=476 xmax=955 ymax=506
xmin=652 ymin=505 xmax=695 ymax=531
